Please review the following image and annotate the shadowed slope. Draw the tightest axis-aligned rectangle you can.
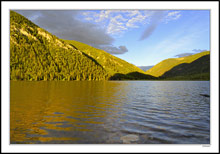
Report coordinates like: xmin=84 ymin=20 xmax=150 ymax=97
xmin=109 ymin=72 xmax=157 ymax=80
xmin=146 ymin=51 xmax=210 ymax=77
xmin=161 ymin=54 xmax=210 ymax=80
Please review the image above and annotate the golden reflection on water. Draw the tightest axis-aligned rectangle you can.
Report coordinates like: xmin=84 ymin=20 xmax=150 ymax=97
xmin=10 ymin=81 xmax=129 ymax=143
xmin=10 ymin=81 xmax=210 ymax=144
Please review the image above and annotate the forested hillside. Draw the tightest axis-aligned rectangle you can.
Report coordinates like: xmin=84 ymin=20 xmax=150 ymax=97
xmin=63 ymin=40 xmax=145 ymax=76
xmin=10 ymin=11 xmax=109 ymax=81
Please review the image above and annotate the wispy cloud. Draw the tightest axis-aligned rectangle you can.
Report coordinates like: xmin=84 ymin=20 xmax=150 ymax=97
xmin=126 ymin=11 xmax=151 ymax=28
xmin=163 ymin=11 xmax=181 ymax=24
xmin=139 ymin=11 xmax=167 ymax=40
xmin=139 ymin=11 xmax=182 ymax=41
xmin=192 ymin=49 xmax=207 ymax=53
xmin=81 ymin=10 xmax=152 ymax=35
xmin=174 ymin=49 xmax=207 ymax=58
xmin=148 ymin=21 xmax=208 ymax=62
xmin=175 ymin=53 xmax=193 ymax=58
xmin=106 ymin=14 xmax=128 ymax=34
xmin=148 ymin=25 xmax=203 ymax=59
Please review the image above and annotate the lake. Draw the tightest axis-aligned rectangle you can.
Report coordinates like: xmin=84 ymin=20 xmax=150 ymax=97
xmin=10 ymin=81 xmax=210 ymax=144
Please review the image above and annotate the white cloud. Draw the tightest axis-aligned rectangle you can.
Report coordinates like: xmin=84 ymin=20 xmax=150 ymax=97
xmin=82 ymin=10 xmax=181 ymax=36
xmin=95 ymin=10 xmax=110 ymax=22
xmin=106 ymin=14 xmax=128 ymax=34
xmin=126 ymin=13 xmax=149 ymax=28
xmin=167 ymin=11 xmax=180 ymax=17
xmin=84 ymin=17 xmax=93 ymax=21
xmin=81 ymin=10 xmax=154 ymax=35
xmin=163 ymin=11 xmax=181 ymax=23
xmin=81 ymin=10 xmax=181 ymax=36
xmin=127 ymin=10 xmax=140 ymax=17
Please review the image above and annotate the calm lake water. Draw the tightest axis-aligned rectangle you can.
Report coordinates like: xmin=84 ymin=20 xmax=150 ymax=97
xmin=10 ymin=81 xmax=210 ymax=144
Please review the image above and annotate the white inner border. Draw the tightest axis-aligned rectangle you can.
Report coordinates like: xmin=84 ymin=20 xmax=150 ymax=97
xmin=2 ymin=1 xmax=219 ymax=153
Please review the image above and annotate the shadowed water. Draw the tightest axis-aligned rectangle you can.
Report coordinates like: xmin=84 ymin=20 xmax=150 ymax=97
xmin=10 ymin=81 xmax=210 ymax=144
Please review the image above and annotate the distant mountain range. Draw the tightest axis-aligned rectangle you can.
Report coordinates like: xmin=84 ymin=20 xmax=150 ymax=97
xmin=10 ymin=11 xmax=210 ymax=81
xmin=138 ymin=66 xmax=154 ymax=71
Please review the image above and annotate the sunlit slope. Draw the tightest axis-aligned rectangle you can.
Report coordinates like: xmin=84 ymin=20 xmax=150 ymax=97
xmin=162 ymin=54 xmax=210 ymax=80
xmin=10 ymin=11 xmax=108 ymax=81
xmin=63 ymin=40 xmax=145 ymax=76
xmin=146 ymin=51 xmax=210 ymax=77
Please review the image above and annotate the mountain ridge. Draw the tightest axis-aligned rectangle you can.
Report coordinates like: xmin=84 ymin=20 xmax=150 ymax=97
xmin=63 ymin=40 xmax=145 ymax=76
xmin=146 ymin=51 xmax=210 ymax=77
xmin=161 ymin=54 xmax=210 ymax=80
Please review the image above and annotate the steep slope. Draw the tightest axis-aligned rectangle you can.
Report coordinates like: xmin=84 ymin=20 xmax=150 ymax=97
xmin=10 ymin=11 xmax=109 ymax=81
xmin=63 ymin=40 xmax=146 ymax=76
xmin=146 ymin=51 xmax=210 ymax=77
xmin=161 ymin=54 xmax=210 ymax=80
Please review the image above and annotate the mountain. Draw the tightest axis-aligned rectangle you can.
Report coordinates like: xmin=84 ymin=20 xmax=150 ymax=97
xmin=161 ymin=54 xmax=210 ymax=80
xmin=138 ymin=65 xmax=154 ymax=71
xmin=10 ymin=11 xmax=153 ymax=81
xmin=63 ymin=40 xmax=146 ymax=76
xmin=62 ymin=40 xmax=156 ymax=80
xmin=145 ymin=51 xmax=210 ymax=77
xmin=11 ymin=11 xmax=208 ymax=81
xmin=10 ymin=11 xmax=108 ymax=81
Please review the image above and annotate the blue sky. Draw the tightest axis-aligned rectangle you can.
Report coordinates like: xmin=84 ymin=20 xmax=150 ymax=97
xmin=113 ymin=10 xmax=210 ymax=66
xmin=16 ymin=10 xmax=210 ymax=66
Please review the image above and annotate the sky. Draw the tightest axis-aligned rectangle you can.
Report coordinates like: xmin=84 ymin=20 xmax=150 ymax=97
xmin=15 ymin=10 xmax=210 ymax=66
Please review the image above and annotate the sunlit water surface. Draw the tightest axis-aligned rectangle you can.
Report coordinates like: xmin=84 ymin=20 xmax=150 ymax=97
xmin=10 ymin=81 xmax=210 ymax=144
